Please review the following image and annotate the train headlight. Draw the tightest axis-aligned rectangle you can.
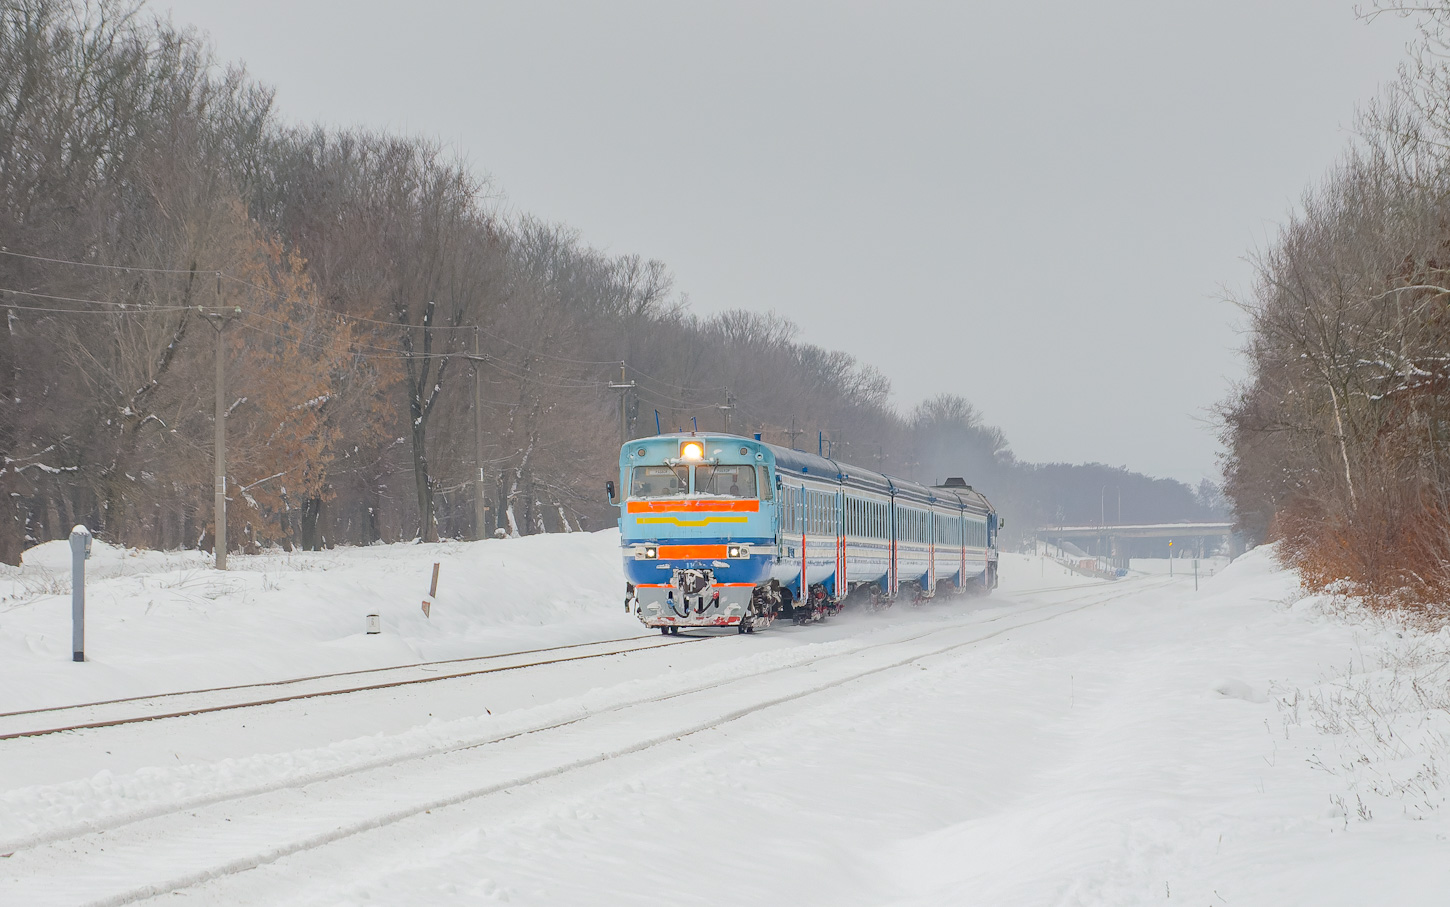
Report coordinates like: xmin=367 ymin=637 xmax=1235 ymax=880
xmin=681 ymin=441 xmax=704 ymax=460
xmin=727 ymin=545 xmax=744 ymax=558
xmin=644 ymin=546 xmax=658 ymax=559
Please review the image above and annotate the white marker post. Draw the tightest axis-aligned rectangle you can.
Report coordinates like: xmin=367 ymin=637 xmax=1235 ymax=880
xmin=70 ymin=525 xmax=92 ymax=662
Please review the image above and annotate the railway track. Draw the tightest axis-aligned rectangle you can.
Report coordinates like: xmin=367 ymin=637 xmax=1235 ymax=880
xmin=0 ymin=575 xmax=1169 ymax=905
xmin=0 ymin=572 xmax=1156 ymax=742
xmin=0 ymin=634 xmax=704 ymax=741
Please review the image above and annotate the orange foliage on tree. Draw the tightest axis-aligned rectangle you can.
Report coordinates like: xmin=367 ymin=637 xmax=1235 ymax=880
xmin=211 ymin=201 xmax=394 ymax=548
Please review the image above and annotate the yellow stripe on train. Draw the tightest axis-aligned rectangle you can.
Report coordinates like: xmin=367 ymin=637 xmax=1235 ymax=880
xmin=635 ymin=515 xmax=751 ymax=527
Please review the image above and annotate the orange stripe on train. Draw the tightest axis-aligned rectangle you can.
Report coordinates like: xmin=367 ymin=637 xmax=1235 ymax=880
xmin=626 ymin=500 xmax=760 ymax=514
xmin=657 ymin=544 xmax=728 ymax=559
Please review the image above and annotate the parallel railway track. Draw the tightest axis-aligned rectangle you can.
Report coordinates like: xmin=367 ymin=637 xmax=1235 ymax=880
xmin=0 ymin=634 xmax=705 ymax=741
xmin=0 ymin=575 xmax=1174 ymax=905
xmin=0 ymin=575 xmax=1148 ymax=742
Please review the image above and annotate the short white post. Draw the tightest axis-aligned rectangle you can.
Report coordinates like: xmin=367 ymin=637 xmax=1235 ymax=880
xmin=70 ymin=525 xmax=91 ymax=662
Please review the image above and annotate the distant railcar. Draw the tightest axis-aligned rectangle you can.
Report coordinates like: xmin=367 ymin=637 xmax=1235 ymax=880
xmin=606 ymin=433 xmax=1001 ymax=633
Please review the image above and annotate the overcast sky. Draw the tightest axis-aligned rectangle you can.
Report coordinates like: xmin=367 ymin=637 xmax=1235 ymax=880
xmin=163 ymin=0 xmax=1417 ymax=485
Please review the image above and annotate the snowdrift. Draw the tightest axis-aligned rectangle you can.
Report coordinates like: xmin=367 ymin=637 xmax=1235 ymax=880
xmin=1 ymin=531 xmax=633 ymax=711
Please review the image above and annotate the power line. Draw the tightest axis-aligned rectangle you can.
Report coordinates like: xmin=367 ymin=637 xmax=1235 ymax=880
xmin=1 ymin=256 xmax=770 ymax=413
xmin=240 ymin=309 xmax=432 ymax=359
xmin=0 ymin=283 xmax=597 ymax=380
xmin=0 ymin=302 xmax=187 ymax=316
xmin=2 ymin=244 xmax=615 ymax=366
xmin=238 ymin=320 xmax=610 ymax=394
xmin=218 ymin=273 xmax=475 ymax=333
xmin=221 ymin=272 xmax=624 ymax=367
xmin=0 ymin=285 xmax=194 ymax=309
xmin=481 ymin=357 xmax=603 ymax=389
xmin=0 ymin=246 xmax=737 ymax=379
xmin=2 ymin=247 xmax=715 ymax=378
xmin=627 ymin=364 xmax=730 ymax=395
xmin=0 ymin=247 xmax=202 ymax=275
xmin=2 ymin=292 xmax=758 ymax=408
xmin=634 ymin=387 xmax=727 ymax=410
xmin=0 ymin=294 xmax=611 ymax=390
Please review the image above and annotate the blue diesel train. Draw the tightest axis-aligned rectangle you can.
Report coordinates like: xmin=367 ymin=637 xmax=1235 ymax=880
xmin=606 ymin=432 xmax=1001 ymax=634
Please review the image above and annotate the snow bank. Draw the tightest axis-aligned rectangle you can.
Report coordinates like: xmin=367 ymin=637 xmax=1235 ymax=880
xmin=0 ymin=531 xmax=632 ymax=711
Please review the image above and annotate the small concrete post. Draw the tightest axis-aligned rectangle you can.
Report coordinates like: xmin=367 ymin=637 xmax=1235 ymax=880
xmin=70 ymin=525 xmax=91 ymax=662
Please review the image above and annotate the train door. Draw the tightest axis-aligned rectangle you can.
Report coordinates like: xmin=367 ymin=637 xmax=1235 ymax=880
xmin=834 ymin=488 xmax=846 ymax=600
xmin=881 ymin=489 xmax=893 ymax=596
xmin=925 ymin=509 xmax=936 ymax=596
xmin=959 ymin=512 xmax=967 ymax=591
xmin=800 ymin=483 xmax=812 ymax=596
xmin=780 ymin=483 xmax=802 ymax=598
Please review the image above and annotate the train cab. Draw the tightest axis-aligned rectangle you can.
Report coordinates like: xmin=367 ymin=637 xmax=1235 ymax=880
xmin=612 ymin=434 xmax=779 ymax=633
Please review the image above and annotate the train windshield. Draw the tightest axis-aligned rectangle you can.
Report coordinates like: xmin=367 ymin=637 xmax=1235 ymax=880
xmin=630 ymin=465 xmax=689 ymax=498
xmin=695 ymin=464 xmax=758 ymax=498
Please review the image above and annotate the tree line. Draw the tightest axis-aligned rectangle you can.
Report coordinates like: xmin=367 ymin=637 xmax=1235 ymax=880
xmin=0 ymin=0 xmax=1215 ymax=565
xmin=1222 ymin=3 xmax=1450 ymax=608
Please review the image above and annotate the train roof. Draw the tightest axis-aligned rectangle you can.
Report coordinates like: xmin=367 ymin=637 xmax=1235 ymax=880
xmin=933 ymin=478 xmax=994 ymax=514
xmin=639 ymin=432 xmax=994 ymax=514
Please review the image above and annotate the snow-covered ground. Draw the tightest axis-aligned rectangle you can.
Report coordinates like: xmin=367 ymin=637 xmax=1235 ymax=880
xmin=2 ymin=533 xmax=1447 ymax=905
xmin=1128 ymin=556 xmax=1231 ymax=577
xmin=1 ymin=532 xmax=629 ymax=712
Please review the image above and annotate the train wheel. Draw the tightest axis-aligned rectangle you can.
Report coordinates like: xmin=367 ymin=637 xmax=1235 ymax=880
xmin=660 ymin=627 xmax=669 ymax=636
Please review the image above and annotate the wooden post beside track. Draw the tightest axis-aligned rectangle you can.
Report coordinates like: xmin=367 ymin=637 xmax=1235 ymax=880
xmin=422 ymin=562 xmax=441 ymax=618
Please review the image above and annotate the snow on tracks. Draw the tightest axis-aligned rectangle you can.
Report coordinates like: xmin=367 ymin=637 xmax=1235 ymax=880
xmin=0 ymin=582 xmax=1147 ymax=905
xmin=0 ymin=634 xmax=694 ymax=740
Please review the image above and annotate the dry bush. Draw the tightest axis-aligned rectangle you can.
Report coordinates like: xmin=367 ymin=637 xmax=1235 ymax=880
xmin=1272 ymin=470 xmax=1450 ymax=618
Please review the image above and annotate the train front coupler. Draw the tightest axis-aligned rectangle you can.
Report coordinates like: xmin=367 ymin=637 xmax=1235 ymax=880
xmin=635 ymin=567 xmax=754 ymax=629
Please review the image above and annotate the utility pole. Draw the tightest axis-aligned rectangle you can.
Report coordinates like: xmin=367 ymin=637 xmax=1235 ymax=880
xmin=718 ymin=388 xmax=734 ymax=434
xmin=472 ymin=328 xmax=487 ymax=539
xmin=787 ymin=417 xmax=803 ymax=450
xmin=609 ymin=362 xmax=636 ymax=446
xmin=202 ymin=274 xmax=241 ymax=570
